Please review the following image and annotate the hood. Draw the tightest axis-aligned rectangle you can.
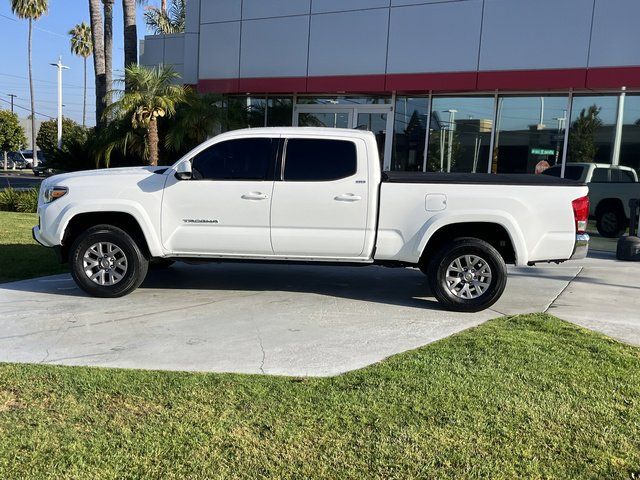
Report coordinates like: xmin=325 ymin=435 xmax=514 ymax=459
xmin=43 ymin=166 xmax=169 ymax=186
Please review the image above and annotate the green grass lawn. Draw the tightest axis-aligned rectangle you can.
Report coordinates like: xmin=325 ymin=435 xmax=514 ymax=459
xmin=0 ymin=211 xmax=67 ymax=283
xmin=1 ymin=314 xmax=639 ymax=479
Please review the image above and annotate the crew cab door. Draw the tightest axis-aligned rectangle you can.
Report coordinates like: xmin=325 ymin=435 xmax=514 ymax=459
xmin=270 ymin=136 xmax=369 ymax=257
xmin=161 ymin=137 xmax=279 ymax=255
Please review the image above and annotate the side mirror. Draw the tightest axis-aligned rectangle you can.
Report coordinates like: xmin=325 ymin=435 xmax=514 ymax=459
xmin=175 ymin=161 xmax=192 ymax=181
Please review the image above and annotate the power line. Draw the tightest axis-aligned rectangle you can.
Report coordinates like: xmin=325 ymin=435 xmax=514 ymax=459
xmin=0 ymin=97 xmax=55 ymax=119
xmin=0 ymin=73 xmax=94 ymax=90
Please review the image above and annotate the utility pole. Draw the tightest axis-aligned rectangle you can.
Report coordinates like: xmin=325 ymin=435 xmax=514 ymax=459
xmin=446 ymin=109 xmax=457 ymax=173
xmin=7 ymin=94 xmax=17 ymax=113
xmin=50 ymin=56 xmax=69 ymax=150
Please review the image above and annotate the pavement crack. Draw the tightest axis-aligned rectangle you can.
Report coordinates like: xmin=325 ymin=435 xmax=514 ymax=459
xmin=256 ymin=330 xmax=266 ymax=374
xmin=544 ymin=266 xmax=583 ymax=313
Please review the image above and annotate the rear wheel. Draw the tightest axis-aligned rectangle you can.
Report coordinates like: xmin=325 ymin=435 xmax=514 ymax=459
xmin=426 ymin=238 xmax=507 ymax=312
xmin=69 ymin=225 xmax=149 ymax=298
xmin=596 ymin=203 xmax=626 ymax=238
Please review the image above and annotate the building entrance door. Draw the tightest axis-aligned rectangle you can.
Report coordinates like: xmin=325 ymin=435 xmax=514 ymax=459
xmin=293 ymin=104 xmax=393 ymax=170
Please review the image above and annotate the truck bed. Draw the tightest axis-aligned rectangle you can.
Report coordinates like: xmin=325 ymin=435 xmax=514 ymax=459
xmin=382 ymin=172 xmax=585 ymax=187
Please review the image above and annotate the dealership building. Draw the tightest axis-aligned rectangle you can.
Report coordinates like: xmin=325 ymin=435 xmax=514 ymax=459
xmin=141 ymin=0 xmax=640 ymax=175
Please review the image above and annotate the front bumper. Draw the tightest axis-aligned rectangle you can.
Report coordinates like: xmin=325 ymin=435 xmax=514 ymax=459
xmin=570 ymin=233 xmax=590 ymax=260
xmin=32 ymin=225 xmax=46 ymax=247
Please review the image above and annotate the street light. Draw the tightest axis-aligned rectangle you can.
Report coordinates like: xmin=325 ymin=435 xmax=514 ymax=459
xmin=50 ymin=56 xmax=69 ymax=150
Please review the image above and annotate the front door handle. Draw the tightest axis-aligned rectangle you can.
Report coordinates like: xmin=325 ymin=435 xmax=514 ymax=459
xmin=334 ymin=193 xmax=362 ymax=202
xmin=241 ymin=192 xmax=269 ymax=200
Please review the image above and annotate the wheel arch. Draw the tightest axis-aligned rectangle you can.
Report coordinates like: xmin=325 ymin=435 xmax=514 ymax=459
xmin=418 ymin=220 xmax=522 ymax=267
xmin=60 ymin=211 xmax=160 ymax=263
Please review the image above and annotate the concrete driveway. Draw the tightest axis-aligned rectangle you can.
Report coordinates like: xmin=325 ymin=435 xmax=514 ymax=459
xmin=0 ymin=257 xmax=601 ymax=376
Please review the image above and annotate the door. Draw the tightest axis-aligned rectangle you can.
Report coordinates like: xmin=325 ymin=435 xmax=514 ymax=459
xmin=294 ymin=104 xmax=394 ymax=169
xmin=270 ymin=136 xmax=369 ymax=258
xmin=161 ymin=137 xmax=278 ymax=256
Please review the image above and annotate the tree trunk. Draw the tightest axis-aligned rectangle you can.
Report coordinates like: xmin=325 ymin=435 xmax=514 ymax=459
xmin=28 ymin=19 xmax=38 ymax=167
xmin=148 ymin=117 xmax=159 ymax=166
xmin=161 ymin=0 xmax=167 ymax=14
xmin=122 ymin=0 xmax=138 ymax=87
xmin=89 ymin=0 xmax=106 ymax=126
xmin=3 ymin=151 xmax=7 ymax=171
xmin=103 ymin=0 xmax=115 ymax=107
xmin=82 ymin=57 xmax=87 ymax=128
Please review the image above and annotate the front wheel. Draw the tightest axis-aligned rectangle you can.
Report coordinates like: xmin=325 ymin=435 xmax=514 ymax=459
xmin=426 ymin=238 xmax=507 ymax=312
xmin=69 ymin=225 xmax=149 ymax=298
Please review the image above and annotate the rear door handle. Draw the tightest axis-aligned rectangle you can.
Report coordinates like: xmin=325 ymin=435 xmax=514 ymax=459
xmin=241 ymin=192 xmax=269 ymax=200
xmin=334 ymin=193 xmax=362 ymax=202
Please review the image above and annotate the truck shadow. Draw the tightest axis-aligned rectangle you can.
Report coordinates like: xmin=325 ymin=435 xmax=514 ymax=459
xmin=140 ymin=262 xmax=443 ymax=310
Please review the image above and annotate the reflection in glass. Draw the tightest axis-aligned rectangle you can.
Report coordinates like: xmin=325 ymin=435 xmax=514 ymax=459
xmin=247 ymin=97 xmax=267 ymax=128
xmin=266 ymin=98 xmax=293 ymax=127
xmin=356 ymin=112 xmax=387 ymax=165
xmin=298 ymin=112 xmax=350 ymax=128
xmin=428 ymin=97 xmax=493 ymax=173
xmin=393 ymin=97 xmax=428 ymax=171
xmin=493 ymin=96 xmax=568 ymax=174
xmin=567 ymin=96 xmax=617 ymax=164
xmin=618 ymin=95 xmax=640 ymax=174
xmin=296 ymin=96 xmax=391 ymax=105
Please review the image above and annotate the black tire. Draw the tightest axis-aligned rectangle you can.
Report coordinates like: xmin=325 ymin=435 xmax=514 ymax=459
xmin=596 ymin=203 xmax=626 ymax=238
xmin=426 ymin=238 xmax=507 ymax=313
xmin=150 ymin=258 xmax=175 ymax=270
xmin=69 ymin=224 xmax=149 ymax=298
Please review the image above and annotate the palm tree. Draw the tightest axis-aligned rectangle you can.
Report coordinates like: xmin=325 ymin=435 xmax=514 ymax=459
xmin=105 ymin=65 xmax=186 ymax=166
xmin=166 ymin=90 xmax=224 ymax=154
xmin=122 ymin=0 xmax=138 ymax=75
xmin=69 ymin=22 xmax=93 ymax=128
xmin=10 ymin=0 xmax=49 ymax=166
xmin=144 ymin=0 xmax=185 ymax=35
xmin=88 ymin=0 xmax=106 ymax=126
xmin=102 ymin=0 xmax=115 ymax=106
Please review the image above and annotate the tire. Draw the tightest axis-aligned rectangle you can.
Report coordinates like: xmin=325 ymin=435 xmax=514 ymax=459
xmin=596 ymin=203 xmax=626 ymax=238
xmin=69 ymin=224 xmax=149 ymax=298
xmin=426 ymin=238 xmax=507 ymax=313
xmin=150 ymin=258 xmax=175 ymax=270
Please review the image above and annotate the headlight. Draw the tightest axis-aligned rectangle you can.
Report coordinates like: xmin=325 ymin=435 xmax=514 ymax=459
xmin=43 ymin=186 xmax=68 ymax=203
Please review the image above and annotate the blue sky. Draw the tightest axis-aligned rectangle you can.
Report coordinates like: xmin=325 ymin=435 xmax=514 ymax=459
xmin=0 ymin=0 xmax=152 ymax=126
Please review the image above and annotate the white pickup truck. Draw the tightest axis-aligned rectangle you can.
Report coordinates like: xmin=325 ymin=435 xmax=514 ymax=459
xmin=543 ymin=163 xmax=640 ymax=238
xmin=33 ymin=128 xmax=589 ymax=312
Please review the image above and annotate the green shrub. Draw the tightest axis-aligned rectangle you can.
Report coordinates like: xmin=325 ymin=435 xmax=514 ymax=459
xmin=0 ymin=187 xmax=39 ymax=213
xmin=15 ymin=188 xmax=39 ymax=213
xmin=0 ymin=187 xmax=20 ymax=211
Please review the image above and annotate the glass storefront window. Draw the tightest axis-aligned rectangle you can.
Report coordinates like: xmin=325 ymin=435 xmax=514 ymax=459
xmin=567 ymin=96 xmax=618 ymax=164
xmin=392 ymin=97 xmax=428 ymax=171
xmin=296 ymin=96 xmax=391 ymax=105
xmin=427 ymin=97 xmax=493 ymax=173
xmin=266 ymin=98 xmax=293 ymax=127
xmin=493 ymin=96 xmax=568 ymax=174
xmin=618 ymin=94 xmax=640 ymax=174
xmin=247 ymin=97 xmax=267 ymax=128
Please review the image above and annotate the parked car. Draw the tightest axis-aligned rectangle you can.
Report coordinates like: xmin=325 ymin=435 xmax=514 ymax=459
xmin=18 ymin=150 xmax=45 ymax=170
xmin=543 ymin=163 xmax=640 ymax=237
xmin=33 ymin=128 xmax=589 ymax=312
xmin=32 ymin=160 xmax=56 ymax=177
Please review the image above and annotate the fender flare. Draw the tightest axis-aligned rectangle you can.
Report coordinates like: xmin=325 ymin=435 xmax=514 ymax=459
xmin=54 ymin=200 xmax=165 ymax=258
xmin=415 ymin=211 xmax=529 ymax=266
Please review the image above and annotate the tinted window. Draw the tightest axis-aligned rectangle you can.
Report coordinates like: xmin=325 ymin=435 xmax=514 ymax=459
xmin=284 ymin=139 xmax=357 ymax=181
xmin=610 ymin=169 xmax=636 ymax=183
xmin=192 ymin=138 xmax=274 ymax=180
xmin=591 ymin=168 xmax=609 ymax=183
xmin=540 ymin=165 xmax=584 ymax=181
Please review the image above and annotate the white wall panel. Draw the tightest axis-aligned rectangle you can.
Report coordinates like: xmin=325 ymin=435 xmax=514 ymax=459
xmin=240 ymin=16 xmax=310 ymax=77
xmin=589 ymin=0 xmax=640 ymax=67
xmin=186 ymin=0 xmax=201 ymax=33
xmin=312 ymin=0 xmax=390 ymax=14
xmin=308 ymin=9 xmax=389 ymax=76
xmin=200 ymin=0 xmax=241 ymax=24
xmin=199 ymin=22 xmax=240 ymax=78
xmin=480 ymin=0 xmax=593 ymax=70
xmin=140 ymin=36 xmax=164 ymax=66
xmin=163 ymin=35 xmax=185 ymax=65
xmin=183 ymin=33 xmax=199 ymax=84
xmin=243 ymin=0 xmax=310 ymax=19
xmin=392 ymin=0 xmax=465 ymax=5
xmin=387 ymin=1 xmax=482 ymax=74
